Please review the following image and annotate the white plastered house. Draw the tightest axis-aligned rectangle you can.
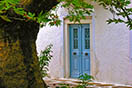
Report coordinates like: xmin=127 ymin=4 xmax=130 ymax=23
xmin=36 ymin=0 xmax=132 ymax=85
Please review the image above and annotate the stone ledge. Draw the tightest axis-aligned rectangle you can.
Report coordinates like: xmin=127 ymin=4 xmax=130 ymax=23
xmin=44 ymin=78 xmax=132 ymax=88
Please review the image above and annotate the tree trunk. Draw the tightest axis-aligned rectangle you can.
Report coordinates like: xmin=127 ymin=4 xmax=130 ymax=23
xmin=0 ymin=0 xmax=58 ymax=88
xmin=0 ymin=20 xmax=46 ymax=88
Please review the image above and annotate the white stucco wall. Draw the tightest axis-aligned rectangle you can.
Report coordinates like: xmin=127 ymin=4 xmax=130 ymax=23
xmin=92 ymin=3 xmax=132 ymax=84
xmin=36 ymin=6 xmax=68 ymax=78
xmin=36 ymin=1 xmax=132 ymax=85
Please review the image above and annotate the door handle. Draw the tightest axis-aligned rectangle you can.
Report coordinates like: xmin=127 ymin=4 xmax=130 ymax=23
xmin=73 ymin=52 xmax=77 ymax=55
xmin=85 ymin=53 xmax=88 ymax=56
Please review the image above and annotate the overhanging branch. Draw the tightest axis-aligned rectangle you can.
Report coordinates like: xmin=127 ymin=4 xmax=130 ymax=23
xmin=26 ymin=0 xmax=59 ymax=15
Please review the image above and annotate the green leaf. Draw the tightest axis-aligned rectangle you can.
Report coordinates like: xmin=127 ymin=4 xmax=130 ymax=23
xmin=8 ymin=0 xmax=20 ymax=5
xmin=0 ymin=15 xmax=11 ymax=22
xmin=0 ymin=2 xmax=5 ymax=10
xmin=27 ymin=12 xmax=35 ymax=18
xmin=13 ymin=7 xmax=26 ymax=15
xmin=0 ymin=10 xmax=6 ymax=14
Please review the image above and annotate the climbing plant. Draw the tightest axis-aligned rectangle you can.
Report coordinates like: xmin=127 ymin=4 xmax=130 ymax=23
xmin=39 ymin=44 xmax=53 ymax=77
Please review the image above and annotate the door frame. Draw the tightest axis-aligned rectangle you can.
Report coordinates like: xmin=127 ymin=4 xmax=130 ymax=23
xmin=63 ymin=16 xmax=95 ymax=78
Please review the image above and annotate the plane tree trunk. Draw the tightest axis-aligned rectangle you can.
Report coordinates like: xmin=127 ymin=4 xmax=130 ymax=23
xmin=0 ymin=0 xmax=58 ymax=88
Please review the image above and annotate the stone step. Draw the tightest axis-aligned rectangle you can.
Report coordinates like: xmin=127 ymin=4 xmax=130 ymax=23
xmin=44 ymin=78 xmax=132 ymax=88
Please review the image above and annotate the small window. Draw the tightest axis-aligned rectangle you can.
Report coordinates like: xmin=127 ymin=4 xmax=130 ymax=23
xmin=85 ymin=28 xmax=90 ymax=49
xmin=73 ymin=28 xmax=78 ymax=49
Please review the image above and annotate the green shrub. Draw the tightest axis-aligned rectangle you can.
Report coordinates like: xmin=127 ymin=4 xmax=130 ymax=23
xmin=59 ymin=74 xmax=94 ymax=88
xmin=77 ymin=73 xmax=94 ymax=88
xmin=38 ymin=44 xmax=53 ymax=77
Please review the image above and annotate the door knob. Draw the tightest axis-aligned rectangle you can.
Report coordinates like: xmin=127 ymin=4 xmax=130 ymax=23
xmin=85 ymin=53 xmax=88 ymax=56
xmin=73 ymin=52 xmax=77 ymax=55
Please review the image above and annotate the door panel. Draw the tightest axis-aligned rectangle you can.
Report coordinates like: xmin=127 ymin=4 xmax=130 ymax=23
xmin=69 ymin=24 xmax=81 ymax=78
xmin=82 ymin=24 xmax=90 ymax=75
xmin=69 ymin=24 xmax=90 ymax=78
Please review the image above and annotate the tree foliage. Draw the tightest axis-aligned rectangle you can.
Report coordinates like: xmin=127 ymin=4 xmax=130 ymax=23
xmin=1 ymin=0 xmax=132 ymax=29
xmin=94 ymin=0 xmax=132 ymax=29
xmin=0 ymin=0 xmax=94 ymax=27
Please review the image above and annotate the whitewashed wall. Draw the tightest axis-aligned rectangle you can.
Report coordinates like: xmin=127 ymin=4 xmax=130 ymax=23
xmin=36 ymin=1 xmax=132 ymax=85
xmin=36 ymin=6 xmax=68 ymax=78
xmin=92 ymin=2 xmax=132 ymax=85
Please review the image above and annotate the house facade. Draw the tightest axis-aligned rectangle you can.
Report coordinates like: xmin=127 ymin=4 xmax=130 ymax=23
xmin=36 ymin=0 xmax=132 ymax=85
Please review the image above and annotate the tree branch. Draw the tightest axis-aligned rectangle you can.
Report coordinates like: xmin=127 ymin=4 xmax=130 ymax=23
xmin=26 ymin=0 xmax=59 ymax=15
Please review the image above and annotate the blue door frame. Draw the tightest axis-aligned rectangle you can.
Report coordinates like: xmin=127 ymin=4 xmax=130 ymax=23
xmin=69 ymin=24 xmax=90 ymax=78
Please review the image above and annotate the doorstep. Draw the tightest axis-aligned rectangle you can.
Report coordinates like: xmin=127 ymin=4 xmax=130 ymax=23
xmin=43 ymin=77 xmax=132 ymax=88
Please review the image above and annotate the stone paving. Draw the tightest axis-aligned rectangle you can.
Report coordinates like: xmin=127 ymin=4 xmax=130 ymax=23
xmin=44 ymin=78 xmax=132 ymax=88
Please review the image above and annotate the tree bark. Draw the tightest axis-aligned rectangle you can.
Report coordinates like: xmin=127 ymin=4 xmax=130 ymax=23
xmin=0 ymin=0 xmax=58 ymax=88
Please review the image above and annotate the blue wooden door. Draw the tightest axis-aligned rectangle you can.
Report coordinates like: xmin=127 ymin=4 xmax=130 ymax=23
xmin=81 ymin=24 xmax=90 ymax=75
xmin=69 ymin=24 xmax=90 ymax=78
